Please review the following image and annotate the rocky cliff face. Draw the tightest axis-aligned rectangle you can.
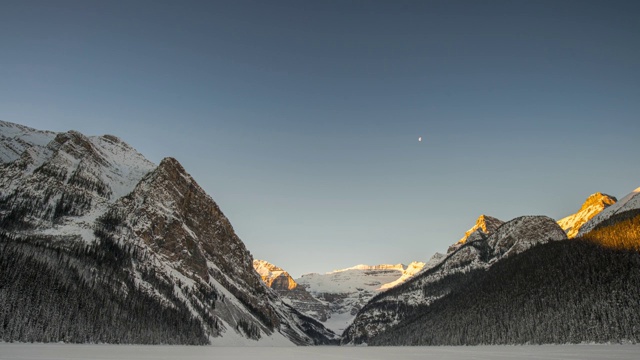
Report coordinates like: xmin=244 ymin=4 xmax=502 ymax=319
xmin=254 ymin=260 xmax=298 ymax=291
xmin=0 ymin=120 xmax=336 ymax=345
xmin=557 ymin=192 xmax=617 ymax=238
xmin=343 ymin=215 xmax=567 ymax=344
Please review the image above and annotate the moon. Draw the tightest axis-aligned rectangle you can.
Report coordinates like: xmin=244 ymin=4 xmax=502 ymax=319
xmin=418 ymin=136 xmax=422 ymax=142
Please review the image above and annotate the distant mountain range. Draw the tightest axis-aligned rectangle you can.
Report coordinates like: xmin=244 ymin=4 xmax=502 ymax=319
xmin=254 ymin=260 xmax=425 ymax=334
xmin=1 ymin=120 xmax=639 ymax=346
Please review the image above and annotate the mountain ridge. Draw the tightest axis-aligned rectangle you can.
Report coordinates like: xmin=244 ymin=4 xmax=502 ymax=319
xmin=2 ymin=119 xmax=639 ymax=346
xmin=255 ymin=260 xmax=426 ymax=334
xmin=343 ymin=215 xmax=567 ymax=344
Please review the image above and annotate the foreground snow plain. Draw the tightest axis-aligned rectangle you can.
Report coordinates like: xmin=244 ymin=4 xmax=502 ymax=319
xmin=1 ymin=344 xmax=640 ymax=360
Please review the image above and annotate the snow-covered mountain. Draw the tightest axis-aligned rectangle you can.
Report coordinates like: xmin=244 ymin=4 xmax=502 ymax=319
xmin=294 ymin=263 xmax=424 ymax=334
xmin=379 ymin=261 xmax=426 ymax=290
xmin=577 ymin=186 xmax=640 ymax=237
xmin=343 ymin=215 xmax=567 ymax=344
xmin=253 ymin=260 xmax=425 ymax=334
xmin=0 ymin=120 xmax=336 ymax=345
xmin=253 ymin=260 xmax=331 ymax=323
xmin=557 ymin=192 xmax=617 ymax=238
xmin=0 ymin=122 xmax=155 ymax=235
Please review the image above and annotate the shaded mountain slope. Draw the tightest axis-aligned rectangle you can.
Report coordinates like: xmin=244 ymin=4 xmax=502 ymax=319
xmin=343 ymin=215 xmax=566 ymax=344
xmin=577 ymin=186 xmax=640 ymax=251
xmin=578 ymin=187 xmax=640 ymax=237
xmin=369 ymin=239 xmax=640 ymax=345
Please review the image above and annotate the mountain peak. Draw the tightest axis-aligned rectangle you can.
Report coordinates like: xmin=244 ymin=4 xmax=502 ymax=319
xmin=558 ymin=192 xmax=617 ymax=238
xmin=577 ymin=186 xmax=640 ymax=237
xmin=147 ymin=157 xmax=200 ymax=194
xmin=458 ymin=214 xmax=504 ymax=244
xmin=253 ymin=260 xmax=298 ymax=290
xmin=579 ymin=192 xmax=617 ymax=211
xmin=158 ymin=156 xmax=186 ymax=174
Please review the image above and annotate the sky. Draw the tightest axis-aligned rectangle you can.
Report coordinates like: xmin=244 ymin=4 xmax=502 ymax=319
xmin=1 ymin=0 xmax=639 ymax=278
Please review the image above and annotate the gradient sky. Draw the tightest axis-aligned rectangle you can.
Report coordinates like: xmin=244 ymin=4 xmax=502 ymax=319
xmin=2 ymin=0 xmax=639 ymax=277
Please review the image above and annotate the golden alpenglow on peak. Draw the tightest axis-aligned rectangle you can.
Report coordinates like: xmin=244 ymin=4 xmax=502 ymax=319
xmin=580 ymin=192 xmax=617 ymax=211
xmin=253 ymin=260 xmax=298 ymax=290
xmin=558 ymin=192 xmax=617 ymax=238
xmin=458 ymin=214 xmax=504 ymax=244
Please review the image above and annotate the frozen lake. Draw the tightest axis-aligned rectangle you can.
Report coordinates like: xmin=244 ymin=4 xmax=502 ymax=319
xmin=1 ymin=344 xmax=640 ymax=360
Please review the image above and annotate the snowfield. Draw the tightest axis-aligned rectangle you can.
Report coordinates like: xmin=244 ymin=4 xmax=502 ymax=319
xmin=1 ymin=344 xmax=640 ymax=360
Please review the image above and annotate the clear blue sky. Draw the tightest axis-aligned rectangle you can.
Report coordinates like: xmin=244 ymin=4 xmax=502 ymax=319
xmin=2 ymin=0 xmax=639 ymax=277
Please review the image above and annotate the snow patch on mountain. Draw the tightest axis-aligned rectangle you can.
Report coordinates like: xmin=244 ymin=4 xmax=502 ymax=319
xmin=0 ymin=121 xmax=56 ymax=163
xmin=298 ymin=264 xmax=405 ymax=294
xmin=380 ymin=261 xmax=426 ymax=290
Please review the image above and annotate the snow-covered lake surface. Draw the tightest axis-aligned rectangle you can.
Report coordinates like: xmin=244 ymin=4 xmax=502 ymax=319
xmin=1 ymin=344 xmax=640 ymax=360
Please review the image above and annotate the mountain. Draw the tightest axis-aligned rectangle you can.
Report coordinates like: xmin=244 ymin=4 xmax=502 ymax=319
xmin=254 ymin=260 xmax=426 ymax=335
xmin=296 ymin=264 xmax=411 ymax=334
xmin=379 ymin=261 xmax=426 ymax=290
xmin=253 ymin=260 xmax=331 ymax=323
xmin=448 ymin=215 xmax=504 ymax=252
xmin=577 ymin=186 xmax=640 ymax=251
xmin=342 ymin=215 xmax=567 ymax=344
xmin=0 ymin=120 xmax=336 ymax=345
xmin=253 ymin=260 xmax=298 ymax=291
xmin=578 ymin=187 xmax=640 ymax=238
xmin=557 ymin=192 xmax=617 ymax=238
xmin=458 ymin=214 xmax=504 ymax=244
xmin=368 ymin=238 xmax=640 ymax=345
